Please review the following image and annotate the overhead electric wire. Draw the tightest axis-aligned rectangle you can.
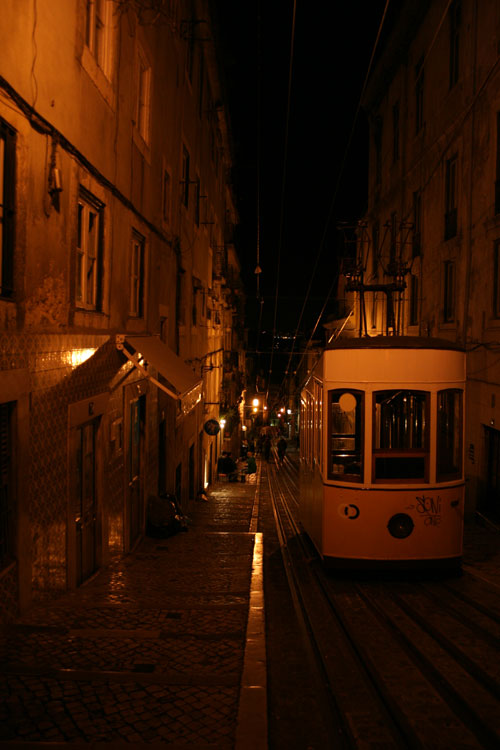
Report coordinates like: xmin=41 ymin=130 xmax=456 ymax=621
xmin=255 ymin=1 xmax=264 ymax=363
xmin=279 ymin=0 xmax=391 ymax=393
xmin=288 ymin=0 xmax=475 ymax=392
xmin=265 ymin=0 xmax=297 ymax=404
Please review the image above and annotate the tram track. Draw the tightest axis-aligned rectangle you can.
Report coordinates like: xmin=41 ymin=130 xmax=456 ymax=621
xmin=265 ymin=454 xmax=500 ymax=749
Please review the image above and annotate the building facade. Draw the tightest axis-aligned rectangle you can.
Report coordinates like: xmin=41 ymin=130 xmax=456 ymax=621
xmin=0 ymin=0 xmax=245 ymax=620
xmin=335 ymin=0 xmax=500 ymax=522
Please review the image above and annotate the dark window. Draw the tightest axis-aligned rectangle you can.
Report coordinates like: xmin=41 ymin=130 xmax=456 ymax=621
xmin=182 ymin=146 xmax=190 ymax=208
xmin=175 ymin=462 xmax=182 ymax=507
xmin=437 ymin=389 xmax=463 ymax=481
xmin=0 ymin=119 xmax=16 ymax=298
xmin=392 ymin=101 xmax=400 ymax=163
xmin=374 ymin=116 xmax=382 ymax=187
xmin=372 ymin=221 xmax=379 ymax=277
xmin=445 ymin=155 xmax=458 ymax=240
xmin=162 ymin=168 xmax=171 ymax=224
xmin=0 ymin=402 xmax=14 ymax=570
xmin=192 ymin=285 xmax=197 ymax=325
xmin=75 ymin=419 xmax=98 ymax=585
xmin=449 ymin=0 xmax=461 ymax=88
xmin=494 ymin=240 xmax=500 ymax=318
xmin=158 ymin=418 xmax=166 ymax=495
xmin=415 ymin=58 xmax=424 ymax=134
xmin=373 ymin=390 xmax=429 ymax=482
xmin=130 ymin=230 xmax=145 ymax=317
xmin=328 ymin=390 xmax=363 ymax=482
xmin=189 ymin=444 xmax=195 ymax=499
xmin=194 ymin=176 xmax=200 ymax=227
xmin=495 ymin=112 xmax=500 ymax=214
xmin=185 ymin=1 xmax=195 ymax=81
xmin=198 ymin=53 xmax=204 ymax=118
xmin=412 ymin=189 xmax=421 ymax=256
xmin=443 ymin=260 xmax=455 ymax=322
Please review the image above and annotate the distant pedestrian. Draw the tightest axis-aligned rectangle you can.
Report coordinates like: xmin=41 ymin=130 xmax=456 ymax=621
xmin=263 ymin=435 xmax=271 ymax=462
xmin=240 ymin=439 xmax=249 ymax=458
xmin=256 ymin=434 xmax=264 ymax=455
xmin=277 ymin=436 xmax=287 ymax=463
xmin=246 ymin=451 xmax=257 ymax=475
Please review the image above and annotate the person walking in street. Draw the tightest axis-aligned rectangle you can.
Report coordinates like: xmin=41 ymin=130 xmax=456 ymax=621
xmin=246 ymin=451 xmax=257 ymax=482
xmin=277 ymin=436 xmax=287 ymax=463
xmin=263 ymin=435 xmax=271 ymax=462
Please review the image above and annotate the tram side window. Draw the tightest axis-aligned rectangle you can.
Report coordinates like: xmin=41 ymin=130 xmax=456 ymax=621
xmin=328 ymin=390 xmax=363 ymax=482
xmin=373 ymin=390 xmax=429 ymax=482
xmin=437 ymin=389 xmax=463 ymax=481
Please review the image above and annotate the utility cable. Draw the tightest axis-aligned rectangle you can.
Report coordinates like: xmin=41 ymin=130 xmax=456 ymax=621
xmin=266 ymin=0 xmax=297 ymax=404
xmin=280 ymin=0 xmax=391 ymax=393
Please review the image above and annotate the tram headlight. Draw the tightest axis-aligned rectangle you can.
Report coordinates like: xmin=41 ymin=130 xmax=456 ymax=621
xmin=387 ymin=513 xmax=414 ymax=539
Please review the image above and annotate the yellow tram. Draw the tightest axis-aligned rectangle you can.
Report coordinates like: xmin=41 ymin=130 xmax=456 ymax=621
xmin=299 ymin=337 xmax=466 ymax=569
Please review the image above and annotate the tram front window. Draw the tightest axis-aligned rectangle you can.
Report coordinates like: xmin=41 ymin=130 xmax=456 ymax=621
xmin=437 ymin=389 xmax=463 ymax=481
xmin=373 ymin=390 xmax=429 ymax=482
xmin=328 ymin=390 xmax=363 ymax=481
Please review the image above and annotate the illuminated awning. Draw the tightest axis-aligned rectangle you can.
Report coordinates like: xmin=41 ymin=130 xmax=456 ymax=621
xmin=116 ymin=334 xmax=202 ymax=415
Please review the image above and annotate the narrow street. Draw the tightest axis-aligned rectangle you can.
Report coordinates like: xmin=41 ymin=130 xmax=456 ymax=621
xmin=2 ymin=454 xmax=499 ymax=748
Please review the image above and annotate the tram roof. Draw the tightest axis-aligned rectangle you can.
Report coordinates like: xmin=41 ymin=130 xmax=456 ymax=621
xmin=325 ymin=336 xmax=465 ymax=352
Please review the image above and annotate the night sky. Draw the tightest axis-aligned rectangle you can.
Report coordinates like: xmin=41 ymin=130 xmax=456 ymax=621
xmin=213 ymin=0 xmax=388 ymax=348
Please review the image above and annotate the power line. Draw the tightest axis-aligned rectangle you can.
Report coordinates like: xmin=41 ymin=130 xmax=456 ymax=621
xmin=266 ymin=0 xmax=297 ymax=404
xmin=279 ymin=0 xmax=392 ymax=392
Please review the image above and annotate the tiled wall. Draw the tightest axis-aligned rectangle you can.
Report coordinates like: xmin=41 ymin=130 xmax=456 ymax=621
xmin=0 ymin=334 xmax=132 ymax=597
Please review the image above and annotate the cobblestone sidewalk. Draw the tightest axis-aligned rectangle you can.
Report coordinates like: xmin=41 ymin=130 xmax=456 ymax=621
xmin=0 ymin=478 xmax=263 ymax=748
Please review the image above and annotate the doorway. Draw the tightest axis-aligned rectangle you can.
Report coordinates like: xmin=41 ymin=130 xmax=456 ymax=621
xmin=75 ymin=419 xmax=99 ymax=585
xmin=482 ymin=426 xmax=500 ymax=522
xmin=128 ymin=395 xmax=146 ymax=548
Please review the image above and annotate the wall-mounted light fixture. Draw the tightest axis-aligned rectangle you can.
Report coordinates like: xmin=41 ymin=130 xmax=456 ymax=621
xmin=49 ymin=138 xmax=63 ymax=198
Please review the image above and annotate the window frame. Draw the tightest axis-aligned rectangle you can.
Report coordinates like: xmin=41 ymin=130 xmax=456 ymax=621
xmin=437 ymin=388 xmax=463 ymax=482
xmin=0 ymin=119 xmax=15 ymax=299
xmin=493 ymin=240 xmax=500 ymax=318
xmin=449 ymin=0 xmax=461 ymax=89
xmin=443 ymin=259 xmax=456 ymax=323
xmin=129 ymin=229 xmax=146 ymax=318
xmin=76 ymin=188 xmax=104 ymax=312
xmin=327 ymin=389 xmax=364 ymax=483
xmin=372 ymin=389 xmax=430 ymax=483
xmin=85 ymin=0 xmax=114 ymax=80
xmin=135 ymin=44 xmax=152 ymax=145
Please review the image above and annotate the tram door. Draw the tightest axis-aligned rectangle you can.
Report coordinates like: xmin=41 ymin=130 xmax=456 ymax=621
xmin=75 ymin=419 xmax=99 ymax=585
xmin=482 ymin=426 xmax=500 ymax=522
xmin=128 ymin=395 xmax=145 ymax=548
